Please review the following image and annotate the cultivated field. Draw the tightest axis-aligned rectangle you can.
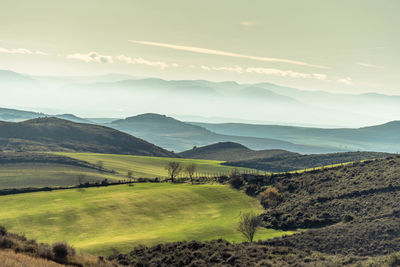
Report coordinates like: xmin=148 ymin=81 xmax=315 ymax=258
xmin=56 ymin=152 xmax=254 ymax=178
xmin=0 ymin=183 xmax=292 ymax=255
xmin=0 ymin=163 xmax=120 ymax=189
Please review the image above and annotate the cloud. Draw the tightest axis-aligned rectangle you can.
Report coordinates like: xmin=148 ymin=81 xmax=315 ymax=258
xmin=199 ymin=64 xmax=328 ymax=81
xmin=356 ymin=62 xmax=384 ymax=69
xmin=337 ymin=77 xmax=353 ymax=86
xmin=35 ymin=50 xmax=49 ymax=56
xmin=201 ymin=65 xmax=244 ymax=73
xmin=129 ymin=40 xmax=327 ymax=69
xmin=240 ymin=21 xmax=258 ymax=27
xmin=116 ymin=55 xmax=169 ymax=69
xmin=0 ymin=47 xmax=48 ymax=55
xmin=67 ymin=51 xmax=113 ymax=63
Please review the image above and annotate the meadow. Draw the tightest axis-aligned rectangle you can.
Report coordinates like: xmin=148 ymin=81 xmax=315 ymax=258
xmin=0 ymin=163 xmax=119 ymax=189
xmin=56 ymin=152 xmax=254 ymax=178
xmin=0 ymin=183 xmax=292 ymax=255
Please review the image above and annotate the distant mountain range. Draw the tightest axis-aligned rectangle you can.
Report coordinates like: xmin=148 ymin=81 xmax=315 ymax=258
xmin=106 ymin=113 xmax=334 ymax=154
xmin=1 ymin=106 xmax=400 ymax=153
xmin=0 ymin=117 xmax=175 ymax=157
xmin=192 ymin=121 xmax=400 ymax=153
xmin=2 ymin=69 xmax=400 ymax=128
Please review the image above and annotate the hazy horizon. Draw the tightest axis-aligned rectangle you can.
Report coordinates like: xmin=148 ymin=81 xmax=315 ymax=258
xmin=1 ymin=0 xmax=400 ymax=128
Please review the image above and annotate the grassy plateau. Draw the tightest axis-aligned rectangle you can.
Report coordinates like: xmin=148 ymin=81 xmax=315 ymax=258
xmin=55 ymin=152 xmax=254 ymax=178
xmin=0 ymin=183 xmax=292 ymax=255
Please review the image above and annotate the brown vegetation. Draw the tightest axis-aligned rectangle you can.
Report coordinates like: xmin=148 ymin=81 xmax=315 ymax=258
xmin=0 ymin=226 xmax=118 ymax=267
xmin=259 ymin=187 xmax=282 ymax=209
xmin=108 ymin=239 xmax=396 ymax=266
xmin=224 ymin=151 xmax=391 ymax=172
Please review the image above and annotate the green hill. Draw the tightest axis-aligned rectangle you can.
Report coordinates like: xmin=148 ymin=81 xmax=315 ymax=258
xmin=56 ymin=152 xmax=254 ymax=178
xmin=0 ymin=183 xmax=291 ymax=255
xmin=0 ymin=152 xmax=120 ymax=189
xmin=179 ymin=142 xmax=297 ymax=161
xmin=0 ymin=117 xmax=176 ymax=157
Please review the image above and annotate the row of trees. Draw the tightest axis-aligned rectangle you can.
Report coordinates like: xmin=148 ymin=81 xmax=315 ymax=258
xmin=165 ymin=162 xmax=196 ymax=184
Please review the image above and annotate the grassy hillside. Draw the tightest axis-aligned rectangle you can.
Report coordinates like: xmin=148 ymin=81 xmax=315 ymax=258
xmin=0 ymin=152 xmax=121 ymax=189
xmin=0 ymin=183 xmax=291 ymax=255
xmin=244 ymin=155 xmax=400 ymax=256
xmin=0 ymin=117 xmax=176 ymax=157
xmin=223 ymin=151 xmax=391 ymax=173
xmin=0 ymin=163 xmax=119 ymax=189
xmin=56 ymin=152 xmax=255 ymax=178
xmin=179 ymin=142 xmax=297 ymax=161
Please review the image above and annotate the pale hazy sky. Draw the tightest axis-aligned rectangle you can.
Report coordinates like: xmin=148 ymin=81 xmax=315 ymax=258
xmin=1 ymin=0 xmax=399 ymax=94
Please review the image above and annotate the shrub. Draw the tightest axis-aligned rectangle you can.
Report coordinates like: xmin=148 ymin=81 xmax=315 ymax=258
xmin=38 ymin=244 xmax=54 ymax=259
xmin=229 ymin=170 xmax=243 ymax=189
xmin=0 ymin=236 xmax=14 ymax=249
xmin=343 ymin=214 xmax=354 ymax=223
xmin=52 ymin=242 xmax=75 ymax=259
xmin=245 ymin=184 xmax=258 ymax=197
xmin=0 ymin=225 xmax=6 ymax=235
xmin=259 ymin=187 xmax=283 ymax=209
xmin=237 ymin=212 xmax=261 ymax=242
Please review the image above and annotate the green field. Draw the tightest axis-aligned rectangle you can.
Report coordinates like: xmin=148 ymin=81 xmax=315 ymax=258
xmin=56 ymin=152 xmax=254 ymax=178
xmin=0 ymin=163 xmax=119 ymax=189
xmin=0 ymin=183 xmax=292 ymax=255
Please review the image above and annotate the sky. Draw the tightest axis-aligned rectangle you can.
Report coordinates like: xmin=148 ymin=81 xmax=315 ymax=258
xmin=0 ymin=0 xmax=399 ymax=95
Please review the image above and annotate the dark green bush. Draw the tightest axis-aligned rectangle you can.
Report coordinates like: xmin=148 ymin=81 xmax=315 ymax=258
xmin=52 ymin=242 xmax=75 ymax=259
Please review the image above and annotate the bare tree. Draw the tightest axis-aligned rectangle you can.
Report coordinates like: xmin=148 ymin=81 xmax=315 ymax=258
xmin=127 ymin=170 xmax=134 ymax=187
xmin=127 ymin=170 xmax=133 ymax=183
xmin=237 ymin=212 xmax=261 ymax=242
xmin=185 ymin=163 xmax=197 ymax=184
xmin=165 ymin=161 xmax=183 ymax=182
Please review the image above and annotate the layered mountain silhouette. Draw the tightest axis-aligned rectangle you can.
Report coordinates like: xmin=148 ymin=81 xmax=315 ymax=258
xmin=192 ymin=121 xmax=400 ymax=153
xmin=107 ymin=113 xmax=333 ymax=153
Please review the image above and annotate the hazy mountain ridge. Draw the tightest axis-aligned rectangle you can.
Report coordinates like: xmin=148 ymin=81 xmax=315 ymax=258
xmin=2 ymin=69 xmax=400 ymax=128
xmin=193 ymin=121 xmax=400 ymax=153
xmin=107 ymin=113 xmax=337 ymax=153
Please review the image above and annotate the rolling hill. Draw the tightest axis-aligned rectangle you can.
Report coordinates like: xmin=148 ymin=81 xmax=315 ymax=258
xmin=0 ymin=107 xmax=46 ymax=122
xmin=223 ymin=151 xmax=392 ymax=172
xmin=0 ymin=106 xmax=94 ymax=123
xmin=0 ymin=152 xmax=121 ymax=189
xmin=56 ymin=152 xmax=254 ymax=178
xmin=0 ymin=183 xmax=291 ymax=254
xmin=0 ymin=117 xmax=176 ymax=157
xmin=225 ymin=155 xmax=400 ymax=257
xmin=107 ymin=113 xmax=338 ymax=154
xmin=179 ymin=142 xmax=297 ymax=161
